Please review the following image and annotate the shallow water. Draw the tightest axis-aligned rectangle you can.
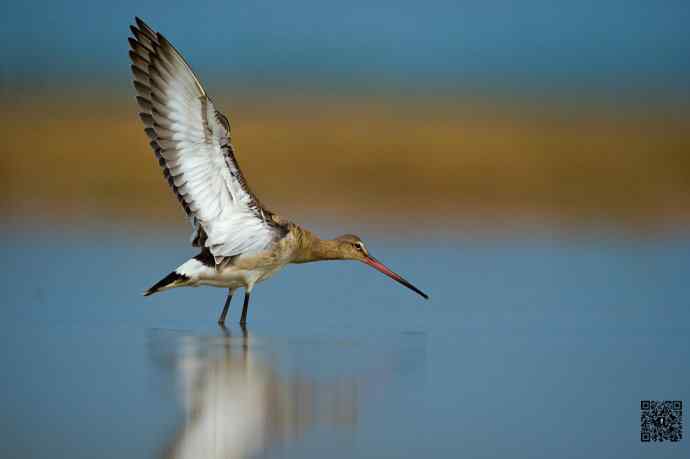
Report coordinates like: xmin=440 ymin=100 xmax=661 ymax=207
xmin=1 ymin=230 xmax=689 ymax=458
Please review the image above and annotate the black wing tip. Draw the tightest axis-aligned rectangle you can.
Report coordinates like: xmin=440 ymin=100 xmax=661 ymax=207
xmin=131 ymin=18 xmax=158 ymax=46
xmin=134 ymin=16 xmax=148 ymax=29
xmin=156 ymin=32 xmax=173 ymax=50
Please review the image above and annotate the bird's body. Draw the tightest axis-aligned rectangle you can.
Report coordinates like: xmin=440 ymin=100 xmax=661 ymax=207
xmin=148 ymin=223 xmax=302 ymax=294
xmin=129 ymin=18 xmax=427 ymax=324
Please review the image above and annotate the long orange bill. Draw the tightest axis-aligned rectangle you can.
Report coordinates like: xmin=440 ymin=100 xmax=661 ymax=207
xmin=363 ymin=255 xmax=429 ymax=300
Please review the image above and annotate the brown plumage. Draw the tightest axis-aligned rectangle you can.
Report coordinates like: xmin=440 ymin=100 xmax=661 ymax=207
xmin=130 ymin=17 xmax=428 ymax=324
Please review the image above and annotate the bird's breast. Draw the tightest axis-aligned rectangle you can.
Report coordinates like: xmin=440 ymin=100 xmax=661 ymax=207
xmin=214 ymin=251 xmax=290 ymax=288
xmin=196 ymin=234 xmax=298 ymax=289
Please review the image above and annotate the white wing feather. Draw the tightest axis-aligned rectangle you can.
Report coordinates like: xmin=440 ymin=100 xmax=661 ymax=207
xmin=129 ymin=18 xmax=280 ymax=262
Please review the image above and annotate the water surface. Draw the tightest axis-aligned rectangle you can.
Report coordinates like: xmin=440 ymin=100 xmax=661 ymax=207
xmin=1 ymin=231 xmax=689 ymax=458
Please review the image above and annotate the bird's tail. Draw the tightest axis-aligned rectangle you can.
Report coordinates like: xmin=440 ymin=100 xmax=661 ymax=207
xmin=143 ymin=257 xmax=208 ymax=296
xmin=143 ymin=271 xmax=191 ymax=296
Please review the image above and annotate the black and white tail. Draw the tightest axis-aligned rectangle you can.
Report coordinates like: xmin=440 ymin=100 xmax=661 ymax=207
xmin=143 ymin=257 xmax=209 ymax=296
xmin=143 ymin=271 xmax=190 ymax=296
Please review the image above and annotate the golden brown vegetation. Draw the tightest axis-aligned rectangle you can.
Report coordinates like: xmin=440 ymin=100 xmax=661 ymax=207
xmin=2 ymin=93 xmax=689 ymax=233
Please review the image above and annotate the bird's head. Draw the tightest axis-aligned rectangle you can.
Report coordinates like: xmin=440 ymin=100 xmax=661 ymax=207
xmin=333 ymin=234 xmax=429 ymax=300
xmin=334 ymin=234 xmax=370 ymax=260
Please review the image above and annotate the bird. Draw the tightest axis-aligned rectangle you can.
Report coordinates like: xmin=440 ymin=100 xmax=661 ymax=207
xmin=128 ymin=17 xmax=428 ymax=325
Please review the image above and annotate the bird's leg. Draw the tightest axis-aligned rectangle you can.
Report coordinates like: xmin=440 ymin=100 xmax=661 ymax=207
xmin=218 ymin=289 xmax=233 ymax=325
xmin=240 ymin=291 xmax=251 ymax=325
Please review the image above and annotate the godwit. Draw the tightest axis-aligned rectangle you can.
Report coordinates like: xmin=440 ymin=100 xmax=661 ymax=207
xmin=129 ymin=17 xmax=428 ymax=324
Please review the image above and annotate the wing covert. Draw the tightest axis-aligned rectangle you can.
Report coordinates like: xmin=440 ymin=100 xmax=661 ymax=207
xmin=128 ymin=17 xmax=282 ymax=261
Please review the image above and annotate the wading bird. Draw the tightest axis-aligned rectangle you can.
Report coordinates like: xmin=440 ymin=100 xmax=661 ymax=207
xmin=129 ymin=17 xmax=428 ymax=324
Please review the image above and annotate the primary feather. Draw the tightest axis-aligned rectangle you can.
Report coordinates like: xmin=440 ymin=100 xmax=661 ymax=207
xmin=128 ymin=17 xmax=281 ymax=263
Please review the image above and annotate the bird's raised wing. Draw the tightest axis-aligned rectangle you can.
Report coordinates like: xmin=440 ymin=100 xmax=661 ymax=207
xmin=129 ymin=17 xmax=283 ymax=263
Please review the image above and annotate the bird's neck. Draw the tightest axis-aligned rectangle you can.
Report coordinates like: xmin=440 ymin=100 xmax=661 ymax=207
xmin=292 ymin=228 xmax=342 ymax=263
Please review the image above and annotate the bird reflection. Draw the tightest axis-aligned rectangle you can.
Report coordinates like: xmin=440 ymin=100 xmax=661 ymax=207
xmin=154 ymin=326 xmax=358 ymax=459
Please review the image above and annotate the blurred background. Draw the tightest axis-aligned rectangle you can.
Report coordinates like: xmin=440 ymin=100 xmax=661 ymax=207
xmin=2 ymin=0 xmax=689 ymax=234
xmin=2 ymin=2 xmax=690 ymax=458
